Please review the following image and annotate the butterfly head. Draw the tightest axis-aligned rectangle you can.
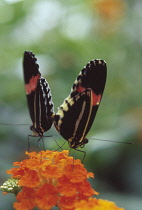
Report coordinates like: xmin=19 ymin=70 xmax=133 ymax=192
xmin=68 ymin=138 xmax=89 ymax=149
xmin=30 ymin=125 xmax=44 ymax=137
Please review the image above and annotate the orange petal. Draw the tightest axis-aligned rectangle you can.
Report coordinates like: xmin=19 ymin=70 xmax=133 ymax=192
xmin=16 ymin=187 xmax=35 ymax=201
xmin=41 ymin=165 xmax=63 ymax=179
xmin=57 ymin=176 xmax=77 ymax=197
xmin=19 ymin=170 xmax=40 ymax=188
xmin=13 ymin=200 xmax=35 ymax=210
xmin=58 ymin=196 xmax=76 ymax=210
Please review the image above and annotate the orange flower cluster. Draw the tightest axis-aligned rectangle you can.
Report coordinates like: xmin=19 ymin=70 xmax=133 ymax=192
xmin=7 ymin=150 xmax=97 ymax=210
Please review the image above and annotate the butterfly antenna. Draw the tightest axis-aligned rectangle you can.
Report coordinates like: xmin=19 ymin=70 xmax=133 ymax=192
xmin=0 ymin=123 xmax=30 ymax=126
xmin=90 ymin=137 xmax=134 ymax=144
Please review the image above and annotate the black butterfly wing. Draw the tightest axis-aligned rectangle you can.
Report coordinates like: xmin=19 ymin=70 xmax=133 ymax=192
xmin=54 ymin=59 xmax=107 ymax=148
xmin=70 ymin=59 xmax=107 ymax=139
xmin=28 ymin=77 xmax=54 ymax=135
xmin=23 ymin=51 xmax=41 ymax=127
xmin=23 ymin=51 xmax=54 ymax=136
xmin=54 ymin=89 xmax=93 ymax=148
xmin=23 ymin=51 xmax=41 ymax=88
xmin=71 ymin=59 xmax=107 ymax=97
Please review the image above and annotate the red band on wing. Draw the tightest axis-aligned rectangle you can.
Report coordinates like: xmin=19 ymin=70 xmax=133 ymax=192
xmin=77 ymin=86 xmax=102 ymax=106
xmin=25 ymin=74 xmax=40 ymax=95
xmin=77 ymin=86 xmax=86 ymax=93
xmin=92 ymin=92 xmax=102 ymax=106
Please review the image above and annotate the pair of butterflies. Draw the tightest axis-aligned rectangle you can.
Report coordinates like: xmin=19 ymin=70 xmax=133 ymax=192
xmin=23 ymin=51 xmax=107 ymax=149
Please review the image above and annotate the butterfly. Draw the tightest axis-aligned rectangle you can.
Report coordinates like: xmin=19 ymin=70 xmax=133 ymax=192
xmin=23 ymin=51 xmax=54 ymax=137
xmin=23 ymin=51 xmax=107 ymax=150
xmin=54 ymin=59 xmax=107 ymax=149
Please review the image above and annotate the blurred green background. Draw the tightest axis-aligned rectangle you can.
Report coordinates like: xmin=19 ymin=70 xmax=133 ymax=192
xmin=0 ymin=0 xmax=142 ymax=209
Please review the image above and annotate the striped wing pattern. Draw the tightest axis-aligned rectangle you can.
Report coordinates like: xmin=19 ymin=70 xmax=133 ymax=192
xmin=23 ymin=51 xmax=54 ymax=136
xmin=54 ymin=59 xmax=107 ymax=148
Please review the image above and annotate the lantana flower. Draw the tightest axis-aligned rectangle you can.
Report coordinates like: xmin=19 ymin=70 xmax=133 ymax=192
xmin=0 ymin=150 xmax=125 ymax=210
